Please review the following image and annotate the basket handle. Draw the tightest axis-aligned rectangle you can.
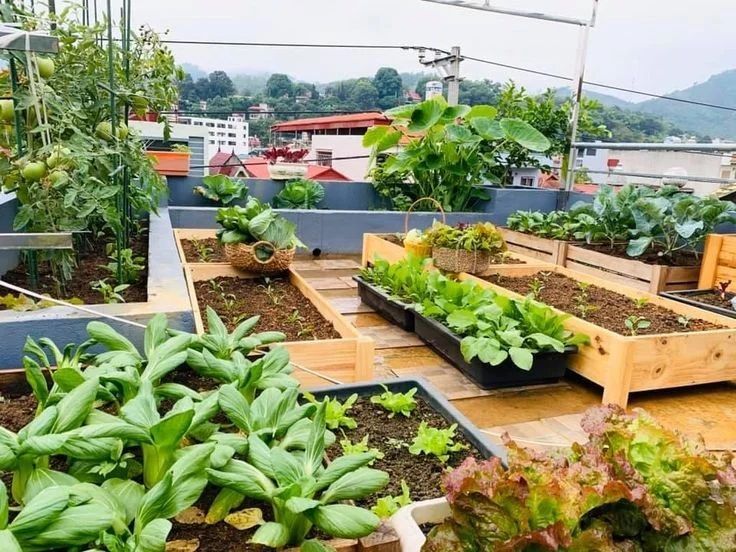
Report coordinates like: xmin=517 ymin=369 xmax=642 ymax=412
xmin=404 ymin=197 xmax=447 ymax=234
xmin=251 ymin=240 xmax=277 ymax=264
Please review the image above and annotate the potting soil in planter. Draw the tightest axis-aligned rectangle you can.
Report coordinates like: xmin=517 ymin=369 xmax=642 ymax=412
xmin=678 ymin=290 xmax=736 ymax=310
xmin=0 ymin=225 xmax=149 ymax=307
xmin=354 ymin=276 xmax=415 ymax=331
xmin=194 ymin=276 xmax=341 ymax=340
xmin=328 ymin=397 xmax=480 ymax=505
xmin=181 ymin=238 xmax=227 ymax=263
xmin=581 ymin=243 xmax=700 ymax=266
xmin=487 ymin=271 xmax=720 ymax=335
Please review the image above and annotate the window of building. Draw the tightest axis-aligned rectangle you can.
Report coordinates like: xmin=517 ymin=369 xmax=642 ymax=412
xmin=209 ymin=140 xmax=215 ymax=144
xmin=228 ymin=133 xmax=236 ymax=138
xmin=193 ymin=121 xmax=202 ymax=126
xmin=206 ymin=122 xmax=214 ymax=128
xmin=316 ymin=149 xmax=332 ymax=167
xmin=228 ymin=141 xmax=236 ymax=146
xmin=586 ymin=148 xmax=597 ymax=157
xmin=519 ymin=176 xmax=535 ymax=187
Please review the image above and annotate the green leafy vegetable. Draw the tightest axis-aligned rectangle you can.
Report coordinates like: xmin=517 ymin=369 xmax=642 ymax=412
xmin=303 ymin=392 xmax=358 ymax=430
xmin=371 ymin=480 xmax=412 ymax=519
xmin=194 ymin=174 xmax=249 ymax=204
xmin=215 ymin=198 xmax=306 ymax=250
xmin=369 ymin=385 xmax=417 ymax=418
xmin=273 ymin=179 xmax=325 ymax=209
xmin=408 ymin=422 xmax=467 ymax=463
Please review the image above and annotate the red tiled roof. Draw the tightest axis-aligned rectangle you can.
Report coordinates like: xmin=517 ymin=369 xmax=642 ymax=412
xmin=271 ymin=112 xmax=389 ymax=132
xmin=242 ymin=157 xmax=351 ymax=181
xmin=209 ymin=151 xmax=246 ymax=177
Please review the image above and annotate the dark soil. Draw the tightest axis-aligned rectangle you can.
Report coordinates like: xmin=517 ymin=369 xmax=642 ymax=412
xmin=491 ymin=254 xmax=525 ymax=265
xmin=0 ymin=394 xmax=37 ymax=432
xmin=487 ymin=271 xmax=721 ymax=335
xmin=328 ymin=397 xmax=479 ymax=506
xmin=181 ymin=238 xmax=228 ymax=263
xmin=194 ymin=276 xmax=341 ymax=341
xmin=1 ymin=226 xmax=148 ymax=307
xmin=685 ymin=290 xmax=736 ymax=311
xmin=168 ymin=486 xmax=270 ymax=552
xmin=378 ymin=233 xmax=405 ymax=245
xmin=576 ymin=243 xmax=700 ymax=267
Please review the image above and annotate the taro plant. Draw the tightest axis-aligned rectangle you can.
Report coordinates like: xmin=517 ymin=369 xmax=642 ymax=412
xmin=363 ymin=96 xmax=551 ymax=212
xmin=273 ymin=178 xmax=325 ymax=209
xmin=370 ymin=385 xmax=417 ymax=418
xmin=206 ymin=405 xmax=388 ymax=548
xmin=408 ymin=421 xmax=467 ymax=463
xmin=194 ymin=174 xmax=249 ymax=204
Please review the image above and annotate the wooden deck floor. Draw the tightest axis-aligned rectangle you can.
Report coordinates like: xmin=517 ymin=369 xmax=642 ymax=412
xmin=298 ymin=257 xmax=736 ymax=453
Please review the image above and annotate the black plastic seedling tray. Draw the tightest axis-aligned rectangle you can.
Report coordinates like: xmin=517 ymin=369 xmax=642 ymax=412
xmin=354 ymin=276 xmax=416 ymax=331
xmin=414 ymin=314 xmax=574 ymax=390
xmin=660 ymin=289 xmax=736 ymax=319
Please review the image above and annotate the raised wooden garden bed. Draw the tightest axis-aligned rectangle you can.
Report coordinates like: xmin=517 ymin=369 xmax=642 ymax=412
xmin=174 ymin=228 xmax=228 ymax=265
xmin=184 ymin=263 xmax=374 ymax=388
xmin=499 ymin=228 xmax=700 ymax=293
xmin=361 ymin=233 xmax=547 ymax=275
xmin=461 ymin=265 xmax=736 ymax=407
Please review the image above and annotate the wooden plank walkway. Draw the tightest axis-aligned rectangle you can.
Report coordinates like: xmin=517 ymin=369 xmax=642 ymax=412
xmin=297 ymin=256 xmax=736 ymax=452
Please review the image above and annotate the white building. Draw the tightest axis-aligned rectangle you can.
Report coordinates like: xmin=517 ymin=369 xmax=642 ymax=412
xmin=177 ymin=114 xmax=250 ymax=159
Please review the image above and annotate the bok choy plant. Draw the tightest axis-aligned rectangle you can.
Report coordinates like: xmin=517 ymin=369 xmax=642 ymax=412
xmin=206 ymin=404 xmax=388 ymax=548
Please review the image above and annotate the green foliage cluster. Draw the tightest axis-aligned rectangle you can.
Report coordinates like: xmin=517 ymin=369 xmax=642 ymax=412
xmin=369 ymin=385 xmax=417 ymax=418
xmin=360 ymin=256 xmax=588 ymax=371
xmin=0 ymin=4 xmax=179 ymax=285
xmin=507 ymin=184 xmax=736 ymax=261
xmin=215 ymin=197 xmax=305 ymax=250
xmin=424 ymin=221 xmax=506 ymax=253
xmin=0 ymin=308 xmax=390 ymax=550
xmin=272 ymin=179 xmax=325 ymax=209
xmin=408 ymin=422 xmax=467 ymax=464
xmin=194 ymin=174 xmax=249 ymax=205
xmin=424 ymin=405 xmax=736 ymax=551
xmin=364 ymin=96 xmax=552 ymax=212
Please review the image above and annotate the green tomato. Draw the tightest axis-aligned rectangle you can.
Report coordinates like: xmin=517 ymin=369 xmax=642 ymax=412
xmin=36 ymin=57 xmax=55 ymax=79
xmin=22 ymin=161 xmax=47 ymax=182
xmin=48 ymin=170 xmax=69 ymax=184
xmin=96 ymin=121 xmax=114 ymax=141
xmin=130 ymin=93 xmax=148 ymax=111
xmin=0 ymin=100 xmax=13 ymax=123
xmin=117 ymin=123 xmax=129 ymax=140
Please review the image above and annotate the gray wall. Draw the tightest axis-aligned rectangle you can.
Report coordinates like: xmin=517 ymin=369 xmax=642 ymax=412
xmin=0 ymin=193 xmax=19 ymax=276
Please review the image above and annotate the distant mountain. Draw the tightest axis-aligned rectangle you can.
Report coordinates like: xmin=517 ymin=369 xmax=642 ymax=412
xmin=181 ymin=63 xmax=206 ymax=80
xmin=559 ymin=70 xmax=736 ymax=139
xmin=231 ymin=73 xmax=270 ymax=96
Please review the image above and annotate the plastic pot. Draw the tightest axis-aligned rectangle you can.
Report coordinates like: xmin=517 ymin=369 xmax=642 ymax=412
xmin=353 ymin=276 xmax=415 ymax=331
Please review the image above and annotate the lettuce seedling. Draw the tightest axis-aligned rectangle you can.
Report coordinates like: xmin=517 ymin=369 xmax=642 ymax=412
xmin=371 ymin=480 xmax=412 ymax=519
xmin=370 ymin=385 xmax=417 ymax=418
xmin=339 ymin=435 xmax=384 ymax=465
xmin=408 ymin=422 xmax=467 ymax=463
xmin=207 ymin=404 xmax=388 ymax=548
xmin=303 ymin=392 xmax=358 ymax=430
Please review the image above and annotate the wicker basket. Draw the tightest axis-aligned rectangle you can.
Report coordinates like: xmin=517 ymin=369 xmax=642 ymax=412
xmin=402 ymin=198 xmax=445 ymax=259
xmin=432 ymin=247 xmax=493 ymax=274
xmin=224 ymin=241 xmax=295 ymax=274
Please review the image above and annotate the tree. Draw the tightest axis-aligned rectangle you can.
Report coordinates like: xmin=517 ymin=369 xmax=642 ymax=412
xmin=349 ymin=78 xmax=380 ymax=110
xmin=459 ymin=79 xmax=501 ymax=106
xmin=208 ymin=70 xmax=235 ymax=99
xmin=373 ymin=67 xmax=403 ymax=109
xmin=266 ymin=73 xmax=294 ymax=99
xmin=178 ymin=72 xmax=198 ymax=102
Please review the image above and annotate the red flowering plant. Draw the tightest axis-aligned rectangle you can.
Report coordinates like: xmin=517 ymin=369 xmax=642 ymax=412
xmin=262 ymin=146 xmax=309 ymax=165
xmin=424 ymin=405 xmax=736 ymax=551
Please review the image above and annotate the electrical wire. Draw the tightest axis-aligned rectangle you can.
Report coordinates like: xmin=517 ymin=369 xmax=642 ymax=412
xmin=186 ymin=153 xmax=373 ymax=171
xmin=162 ymin=110 xmax=382 ymax=116
xmin=463 ymin=54 xmax=736 ymax=113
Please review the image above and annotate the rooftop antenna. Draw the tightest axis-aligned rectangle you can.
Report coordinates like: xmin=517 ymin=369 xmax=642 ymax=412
xmin=421 ymin=0 xmax=600 ymax=190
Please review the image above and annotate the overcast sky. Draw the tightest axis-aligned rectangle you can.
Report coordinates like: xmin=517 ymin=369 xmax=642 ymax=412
xmin=88 ymin=1 xmax=736 ymax=101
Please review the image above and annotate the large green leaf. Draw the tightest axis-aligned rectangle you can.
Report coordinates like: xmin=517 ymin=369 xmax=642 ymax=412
xmin=509 ymin=347 xmax=534 ymax=371
xmin=24 ymin=504 xmax=115 ymax=548
xmin=499 ymin=118 xmax=551 ymax=152
xmin=470 ymin=117 xmax=504 ymax=141
xmin=321 ymin=468 xmax=389 ymax=503
xmin=136 ymin=518 xmax=172 ymax=552
xmin=86 ymin=321 xmax=140 ymax=355
xmin=626 ymin=237 xmax=652 ymax=257
xmin=9 ymin=486 xmax=70 ymax=537
xmin=466 ymin=105 xmax=498 ymax=119
xmin=309 ymin=504 xmax=380 ymax=539
xmin=407 ymin=98 xmax=446 ymax=132
xmin=51 ymin=377 xmax=99 ymax=433
xmin=251 ymin=522 xmax=290 ymax=548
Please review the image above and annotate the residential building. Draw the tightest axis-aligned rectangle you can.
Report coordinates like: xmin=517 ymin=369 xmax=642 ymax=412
xmin=248 ymin=103 xmax=272 ymax=120
xmin=271 ymin=113 xmax=390 ymax=181
xmin=177 ymin=114 xmax=250 ymax=160
xmin=209 ymin=151 xmax=248 ymax=178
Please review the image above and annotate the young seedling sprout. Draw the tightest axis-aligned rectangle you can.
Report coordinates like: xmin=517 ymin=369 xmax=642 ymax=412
xmin=677 ymin=315 xmax=691 ymax=329
xmin=624 ymin=315 xmax=651 ymax=336
xmin=633 ymin=297 xmax=649 ymax=309
xmin=573 ymin=281 xmax=598 ymax=319
xmin=528 ymin=277 xmax=545 ymax=300
xmin=191 ymin=238 xmax=213 ymax=262
xmin=715 ymin=280 xmax=732 ymax=301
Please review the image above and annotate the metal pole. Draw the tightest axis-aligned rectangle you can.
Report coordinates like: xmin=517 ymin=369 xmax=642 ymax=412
xmin=106 ymin=0 xmax=123 ymax=283
xmin=447 ymin=46 xmax=461 ymax=105
xmin=564 ymin=0 xmax=598 ymax=191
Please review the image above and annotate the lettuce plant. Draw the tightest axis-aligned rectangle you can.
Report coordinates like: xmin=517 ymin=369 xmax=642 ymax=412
xmin=206 ymin=405 xmax=388 ymax=548
xmin=273 ymin=179 xmax=325 ymax=209
xmin=215 ymin=198 xmax=305 ymax=250
xmin=370 ymin=385 xmax=417 ymax=418
xmin=303 ymin=392 xmax=358 ymax=430
xmin=424 ymin=406 xmax=736 ymax=551
xmin=408 ymin=422 xmax=467 ymax=463
xmin=371 ymin=480 xmax=411 ymax=519
xmin=194 ymin=174 xmax=248 ymax=205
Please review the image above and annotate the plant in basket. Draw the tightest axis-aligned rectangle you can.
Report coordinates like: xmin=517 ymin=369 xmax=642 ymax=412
xmin=215 ymin=198 xmax=305 ymax=273
xmin=263 ymin=146 xmax=310 ymax=180
xmin=424 ymin=221 xmax=507 ymax=274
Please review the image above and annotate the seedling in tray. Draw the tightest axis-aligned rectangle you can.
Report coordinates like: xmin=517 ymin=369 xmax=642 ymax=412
xmin=340 ymin=435 xmax=384 ymax=464
xmin=371 ymin=480 xmax=412 ymax=519
xmin=715 ymin=280 xmax=732 ymax=301
xmin=408 ymin=421 xmax=468 ymax=463
xmin=624 ymin=315 xmax=651 ymax=336
xmin=191 ymin=238 xmax=213 ymax=262
xmin=677 ymin=315 xmax=691 ymax=329
xmin=303 ymin=392 xmax=358 ymax=430
xmin=370 ymin=385 xmax=418 ymax=418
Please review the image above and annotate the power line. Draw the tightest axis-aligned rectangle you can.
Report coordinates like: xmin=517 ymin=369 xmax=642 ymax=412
xmin=162 ymin=110 xmax=381 ymax=116
xmin=187 ymin=153 xmax=373 ymax=171
xmin=463 ymin=55 xmax=736 ymax=113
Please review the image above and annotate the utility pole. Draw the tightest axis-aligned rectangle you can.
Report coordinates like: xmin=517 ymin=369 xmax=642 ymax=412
xmin=417 ymin=46 xmax=463 ymax=105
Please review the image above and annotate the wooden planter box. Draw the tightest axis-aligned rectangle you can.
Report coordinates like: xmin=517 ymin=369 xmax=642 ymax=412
xmin=361 ymin=233 xmax=549 ymax=275
xmin=499 ymin=228 xmax=700 ymax=293
xmin=148 ymin=151 xmax=190 ymax=177
xmin=174 ymin=229 xmax=226 ymax=266
xmin=184 ymin=264 xmax=374 ymax=388
xmin=698 ymin=234 xmax=736 ymax=290
xmin=461 ymin=265 xmax=736 ymax=407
